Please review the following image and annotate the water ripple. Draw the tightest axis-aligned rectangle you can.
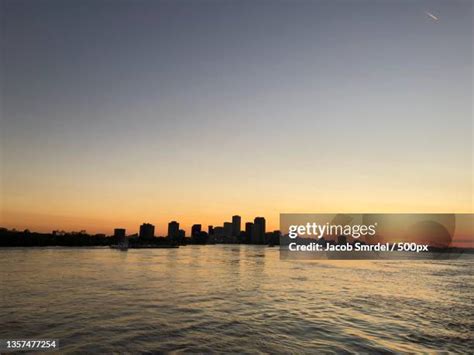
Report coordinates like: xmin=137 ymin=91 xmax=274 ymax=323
xmin=0 ymin=246 xmax=472 ymax=353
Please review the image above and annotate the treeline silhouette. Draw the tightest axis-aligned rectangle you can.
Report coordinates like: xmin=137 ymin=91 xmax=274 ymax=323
xmin=0 ymin=229 xmax=114 ymax=247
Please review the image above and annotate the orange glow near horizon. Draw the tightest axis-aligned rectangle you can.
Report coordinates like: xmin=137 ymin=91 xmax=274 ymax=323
xmin=2 ymin=188 xmax=473 ymax=237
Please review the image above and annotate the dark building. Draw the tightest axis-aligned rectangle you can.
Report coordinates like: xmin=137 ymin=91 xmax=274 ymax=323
xmin=273 ymin=230 xmax=281 ymax=245
xmin=231 ymin=215 xmax=241 ymax=237
xmin=223 ymin=222 xmax=233 ymax=238
xmin=191 ymin=224 xmax=202 ymax=237
xmin=114 ymin=228 xmax=127 ymax=246
xmin=265 ymin=230 xmax=281 ymax=245
xmin=114 ymin=228 xmax=126 ymax=239
xmin=213 ymin=226 xmax=224 ymax=242
xmin=253 ymin=217 xmax=266 ymax=244
xmin=245 ymin=222 xmax=253 ymax=243
xmin=168 ymin=221 xmax=180 ymax=240
xmin=193 ymin=231 xmax=209 ymax=244
xmin=174 ymin=229 xmax=186 ymax=245
xmin=208 ymin=225 xmax=214 ymax=236
xmin=139 ymin=223 xmax=155 ymax=239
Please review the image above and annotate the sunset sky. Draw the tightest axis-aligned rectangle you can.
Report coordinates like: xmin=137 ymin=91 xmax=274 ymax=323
xmin=1 ymin=0 xmax=472 ymax=236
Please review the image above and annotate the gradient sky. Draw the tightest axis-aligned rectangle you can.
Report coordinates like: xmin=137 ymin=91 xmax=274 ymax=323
xmin=1 ymin=0 xmax=472 ymax=235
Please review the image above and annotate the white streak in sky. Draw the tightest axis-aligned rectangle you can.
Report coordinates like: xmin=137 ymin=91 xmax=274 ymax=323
xmin=425 ymin=11 xmax=439 ymax=21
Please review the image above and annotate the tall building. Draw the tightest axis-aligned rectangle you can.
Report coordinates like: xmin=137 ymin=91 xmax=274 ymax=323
xmin=168 ymin=221 xmax=179 ymax=240
xmin=231 ymin=215 xmax=241 ymax=237
xmin=191 ymin=224 xmax=202 ymax=237
xmin=245 ymin=222 xmax=253 ymax=243
xmin=208 ymin=225 xmax=214 ymax=236
xmin=223 ymin=222 xmax=233 ymax=238
xmin=139 ymin=223 xmax=155 ymax=239
xmin=114 ymin=228 xmax=127 ymax=245
xmin=253 ymin=217 xmax=266 ymax=244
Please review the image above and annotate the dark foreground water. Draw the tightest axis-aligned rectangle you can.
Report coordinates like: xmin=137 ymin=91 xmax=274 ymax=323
xmin=0 ymin=246 xmax=472 ymax=353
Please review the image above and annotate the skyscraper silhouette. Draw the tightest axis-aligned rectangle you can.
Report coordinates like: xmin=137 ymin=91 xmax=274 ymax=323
xmin=114 ymin=228 xmax=127 ymax=245
xmin=139 ymin=223 xmax=155 ymax=239
xmin=232 ymin=215 xmax=241 ymax=237
xmin=253 ymin=217 xmax=266 ymax=244
xmin=168 ymin=221 xmax=179 ymax=241
xmin=223 ymin=222 xmax=233 ymax=239
xmin=191 ymin=224 xmax=202 ymax=237
xmin=245 ymin=222 xmax=253 ymax=244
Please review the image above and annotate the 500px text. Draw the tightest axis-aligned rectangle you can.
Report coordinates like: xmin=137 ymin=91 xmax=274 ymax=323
xmin=289 ymin=242 xmax=429 ymax=252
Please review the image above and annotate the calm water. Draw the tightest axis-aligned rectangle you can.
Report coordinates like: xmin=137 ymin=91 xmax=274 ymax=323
xmin=1 ymin=246 xmax=472 ymax=353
